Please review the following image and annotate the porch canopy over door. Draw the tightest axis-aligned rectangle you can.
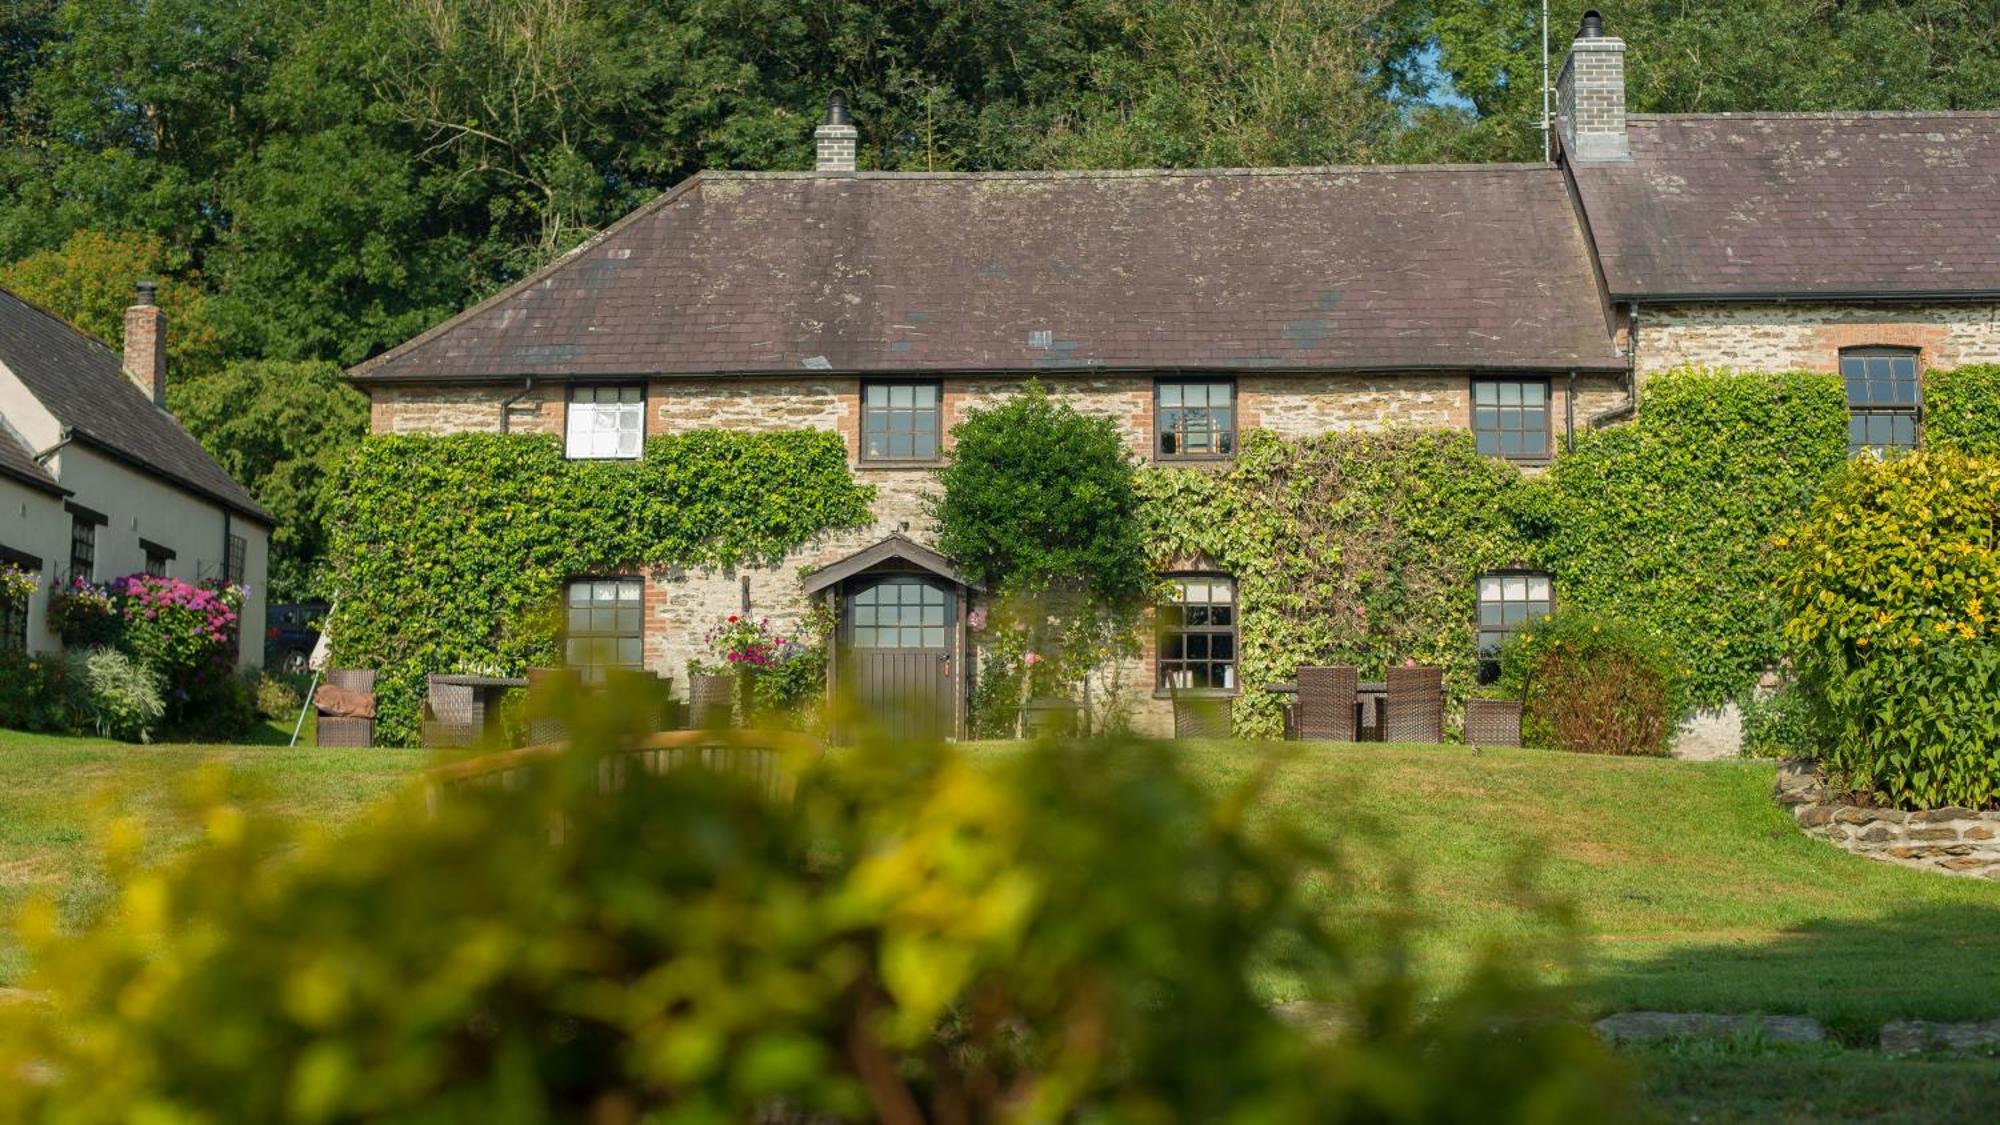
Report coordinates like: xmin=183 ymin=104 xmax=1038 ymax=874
xmin=803 ymin=534 xmax=980 ymax=741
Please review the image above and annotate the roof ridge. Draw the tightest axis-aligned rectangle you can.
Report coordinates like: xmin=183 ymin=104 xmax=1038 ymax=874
xmin=1630 ymin=110 xmax=2000 ymax=122
xmin=705 ymin=162 xmax=1560 ymax=181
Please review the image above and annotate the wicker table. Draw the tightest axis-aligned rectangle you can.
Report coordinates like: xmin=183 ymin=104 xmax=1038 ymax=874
xmin=426 ymin=674 xmax=530 ymax=746
xmin=1262 ymin=681 xmax=1386 ymax=741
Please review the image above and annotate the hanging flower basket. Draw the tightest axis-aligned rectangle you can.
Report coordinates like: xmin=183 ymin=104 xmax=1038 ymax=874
xmin=0 ymin=562 xmax=36 ymax=608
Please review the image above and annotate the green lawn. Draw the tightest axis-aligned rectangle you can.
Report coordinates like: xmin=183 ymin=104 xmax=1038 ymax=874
xmin=5 ymin=731 xmax=2000 ymax=1118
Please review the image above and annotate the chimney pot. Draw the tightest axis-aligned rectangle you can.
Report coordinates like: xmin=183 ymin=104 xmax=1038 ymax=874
xmin=814 ymin=89 xmax=858 ymax=173
xmin=123 ymin=282 xmax=168 ymax=408
xmin=1578 ymin=10 xmax=1603 ymax=38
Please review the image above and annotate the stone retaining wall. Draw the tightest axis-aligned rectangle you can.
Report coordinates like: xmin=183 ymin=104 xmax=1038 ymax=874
xmin=1775 ymin=760 xmax=2000 ymax=880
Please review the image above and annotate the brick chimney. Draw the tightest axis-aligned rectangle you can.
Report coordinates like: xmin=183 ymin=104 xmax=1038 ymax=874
xmin=814 ymin=90 xmax=857 ymax=173
xmin=1555 ymin=10 xmax=1628 ymax=163
xmin=123 ymin=281 xmax=167 ymax=407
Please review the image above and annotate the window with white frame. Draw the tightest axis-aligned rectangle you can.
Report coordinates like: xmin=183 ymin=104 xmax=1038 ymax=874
xmin=1476 ymin=571 xmax=1554 ymax=671
xmin=566 ymin=385 xmax=645 ymax=460
xmin=565 ymin=577 xmax=643 ymax=678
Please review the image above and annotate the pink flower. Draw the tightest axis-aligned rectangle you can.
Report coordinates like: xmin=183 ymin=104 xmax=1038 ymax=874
xmin=1023 ymin=651 xmax=1043 ymax=667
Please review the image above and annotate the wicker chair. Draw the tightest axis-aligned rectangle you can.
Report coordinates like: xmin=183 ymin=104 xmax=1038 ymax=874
xmin=422 ymin=676 xmax=480 ymax=748
xmin=1295 ymin=665 xmax=1358 ymax=742
xmin=1170 ymin=685 xmax=1233 ymax=740
xmin=524 ymin=667 xmax=579 ymax=745
xmin=689 ymin=673 xmax=737 ymax=730
xmin=1464 ymin=698 xmax=1523 ymax=747
xmin=1382 ymin=665 xmax=1444 ymax=744
xmin=315 ymin=669 xmax=377 ymax=748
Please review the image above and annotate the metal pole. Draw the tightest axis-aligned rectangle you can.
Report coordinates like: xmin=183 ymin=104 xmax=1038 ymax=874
xmin=289 ymin=668 xmax=320 ymax=747
xmin=1541 ymin=0 xmax=1552 ymax=162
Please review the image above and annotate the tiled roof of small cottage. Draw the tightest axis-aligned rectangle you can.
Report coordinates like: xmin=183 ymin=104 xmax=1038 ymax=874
xmin=0 ymin=287 xmax=270 ymax=523
xmin=352 ymin=166 xmax=1629 ymax=382
xmin=0 ymin=422 xmax=62 ymax=497
xmin=1570 ymin=113 xmax=2000 ymax=300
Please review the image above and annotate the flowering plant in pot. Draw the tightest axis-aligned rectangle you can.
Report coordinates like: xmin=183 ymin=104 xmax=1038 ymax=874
xmin=0 ymin=562 xmax=36 ymax=608
xmin=49 ymin=578 xmax=120 ymax=647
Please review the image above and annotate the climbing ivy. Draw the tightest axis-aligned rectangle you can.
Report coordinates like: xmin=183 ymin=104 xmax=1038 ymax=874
xmin=1138 ymin=428 xmax=1535 ymax=737
xmin=1925 ymin=364 xmax=2000 ymax=453
xmin=329 ymin=431 xmax=873 ymax=745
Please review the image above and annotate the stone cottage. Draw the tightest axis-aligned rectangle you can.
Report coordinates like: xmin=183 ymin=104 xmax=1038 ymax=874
xmin=348 ymin=13 xmax=2000 ymax=738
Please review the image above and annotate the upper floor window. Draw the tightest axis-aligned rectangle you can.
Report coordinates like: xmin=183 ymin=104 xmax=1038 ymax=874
xmin=861 ymin=381 xmax=941 ymax=462
xmin=1158 ymin=575 xmax=1237 ymax=693
xmin=1156 ymin=379 xmax=1235 ymax=460
xmin=224 ymin=534 xmax=247 ymax=586
xmin=565 ymin=577 xmax=643 ymax=679
xmin=1477 ymin=571 xmax=1553 ymax=676
xmin=1841 ymin=347 xmax=1920 ymax=454
xmin=1473 ymin=377 xmax=1551 ymax=459
xmin=66 ymin=504 xmax=103 ymax=584
xmin=567 ymin=384 xmax=644 ymax=460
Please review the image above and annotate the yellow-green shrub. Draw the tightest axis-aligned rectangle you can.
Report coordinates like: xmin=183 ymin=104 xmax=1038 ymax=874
xmin=0 ymin=702 xmax=1629 ymax=1121
xmin=1779 ymin=451 xmax=2000 ymax=808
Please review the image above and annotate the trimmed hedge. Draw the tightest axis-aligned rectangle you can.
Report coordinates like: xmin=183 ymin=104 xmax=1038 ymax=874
xmin=329 ymin=431 xmax=874 ymax=745
xmin=1925 ymin=364 xmax=2000 ymax=453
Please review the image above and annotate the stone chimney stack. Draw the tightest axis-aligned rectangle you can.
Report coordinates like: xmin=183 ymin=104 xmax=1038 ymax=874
xmin=1555 ymin=10 xmax=1628 ymax=162
xmin=814 ymin=90 xmax=857 ymax=173
xmin=123 ymin=281 xmax=167 ymax=407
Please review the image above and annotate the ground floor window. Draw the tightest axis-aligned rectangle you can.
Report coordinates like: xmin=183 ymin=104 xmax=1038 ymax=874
xmin=0 ymin=546 xmax=33 ymax=652
xmin=1841 ymin=347 xmax=1920 ymax=454
xmin=565 ymin=577 xmax=643 ymax=678
xmin=1476 ymin=571 xmax=1553 ymax=677
xmin=1158 ymin=575 xmax=1237 ymax=692
xmin=224 ymin=534 xmax=247 ymax=586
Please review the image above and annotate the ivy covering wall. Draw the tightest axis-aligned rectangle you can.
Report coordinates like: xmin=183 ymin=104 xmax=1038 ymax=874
xmin=330 ymin=431 xmax=873 ymax=745
xmin=1924 ymin=364 xmax=2000 ymax=453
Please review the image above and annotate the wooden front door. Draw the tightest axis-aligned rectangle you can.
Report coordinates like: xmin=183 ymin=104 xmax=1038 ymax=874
xmin=843 ymin=574 xmax=957 ymax=741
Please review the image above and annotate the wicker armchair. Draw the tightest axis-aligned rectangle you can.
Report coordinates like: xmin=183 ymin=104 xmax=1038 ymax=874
xmin=1382 ymin=665 xmax=1444 ymax=744
xmin=1295 ymin=665 xmax=1358 ymax=742
xmin=422 ymin=676 xmax=480 ymax=748
xmin=316 ymin=669 xmax=377 ymax=748
xmin=689 ymin=673 xmax=737 ymax=730
xmin=1464 ymin=698 xmax=1523 ymax=747
xmin=1170 ymin=686 xmax=1233 ymax=740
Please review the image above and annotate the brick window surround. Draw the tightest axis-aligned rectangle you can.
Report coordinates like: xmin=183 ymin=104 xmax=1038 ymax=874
xmin=1155 ymin=378 xmax=1237 ymax=461
xmin=1472 ymin=377 xmax=1552 ymax=459
xmin=567 ymin=384 xmax=645 ymax=460
xmin=860 ymin=380 xmax=942 ymax=462
xmin=1157 ymin=574 xmax=1238 ymax=694
xmin=1841 ymin=346 xmax=1921 ymax=454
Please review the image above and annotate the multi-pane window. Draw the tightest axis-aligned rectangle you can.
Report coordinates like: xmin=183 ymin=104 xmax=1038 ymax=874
xmin=1156 ymin=380 xmax=1236 ymax=460
xmin=1158 ymin=575 xmax=1237 ymax=692
xmin=861 ymin=382 xmax=941 ymax=461
xmin=68 ymin=518 xmax=96 ymax=584
xmin=142 ymin=540 xmax=172 ymax=578
xmin=565 ymin=578 xmax=643 ymax=678
xmin=849 ymin=578 xmax=950 ymax=649
xmin=1473 ymin=378 xmax=1551 ymax=458
xmin=0 ymin=549 xmax=30 ymax=652
xmin=1841 ymin=347 xmax=1920 ymax=453
xmin=1477 ymin=572 xmax=1554 ymax=661
xmin=224 ymin=534 xmax=246 ymax=586
xmin=566 ymin=385 xmax=644 ymax=460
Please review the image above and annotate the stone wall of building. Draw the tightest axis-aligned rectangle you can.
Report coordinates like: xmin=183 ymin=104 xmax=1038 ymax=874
xmin=1775 ymin=759 xmax=2000 ymax=880
xmin=1637 ymin=302 xmax=2000 ymax=378
xmin=369 ymin=383 xmax=565 ymax=435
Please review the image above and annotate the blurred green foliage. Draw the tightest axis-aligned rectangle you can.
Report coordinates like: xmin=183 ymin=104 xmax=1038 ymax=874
xmin=0 ymin=700 xmax=1632 ymax=1121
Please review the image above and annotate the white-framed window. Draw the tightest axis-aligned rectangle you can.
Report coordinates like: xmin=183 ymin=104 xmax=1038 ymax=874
xmin=1158 ymin=575 xmax=1238 ymax=693
xmin=565 ymin=577 xmax=644 ymax=678
xmin=566 ymin=384 xmax=645 ymax=460
xmin=1477 ymin=572 xmax=1554 ymax=661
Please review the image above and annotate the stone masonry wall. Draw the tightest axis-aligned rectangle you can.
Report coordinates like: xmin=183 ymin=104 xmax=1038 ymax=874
xmin=1637 ymin=302 xmax=2000 ymax=379
xmin=1775 ymin=759 xmax=2000 ymax=881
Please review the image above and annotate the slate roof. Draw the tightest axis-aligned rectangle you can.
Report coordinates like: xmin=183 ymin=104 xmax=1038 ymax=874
xmin=353 ymin=166 xmax=1628 ymax=382
xmin=0 ymin=287 xmax=271 ymax=523
xmin=1570 ymin=113 xmax=2000 ymax=300
xmin=0 ymin=423 xmax=63 ymax=496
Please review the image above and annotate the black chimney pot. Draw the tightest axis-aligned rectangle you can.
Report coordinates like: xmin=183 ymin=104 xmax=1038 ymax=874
xmin=1578 ymin=10 xmax=1604 ymax=38
xmin=823 ymin=90 xmax=851 ymax=127
xmin=134 ymin=280 xmax=158 ymax=307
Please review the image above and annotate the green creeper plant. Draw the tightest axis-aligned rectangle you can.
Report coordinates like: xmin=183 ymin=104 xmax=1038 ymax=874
xmin=328 ymin=430 xmax=873 ymax=745
xmin=1925 ymin=364 xmax=2000 ymax=454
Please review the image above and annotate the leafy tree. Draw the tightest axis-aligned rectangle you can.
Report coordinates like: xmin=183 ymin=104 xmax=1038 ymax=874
xmin=0 ymin=229 xmax=223 ymax=378
xmin=170 ymin=361 xmax=370 ymax=602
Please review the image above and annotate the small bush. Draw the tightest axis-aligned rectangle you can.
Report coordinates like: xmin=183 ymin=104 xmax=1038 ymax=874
xmin=1778 ymin=450 xmax=2000 ymax=808
xmin=250 ymin=671 xmax=302 ymax=721
xmin=66 ymin=647 xmax=165 ymax=743
xmin=0 ymin=649 xmax=80 ymax=734
xmin=1500 ymin=611 xmax=1686 ymax=756
xmin=1739 ymin=682 xmax=1819 ymax=760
